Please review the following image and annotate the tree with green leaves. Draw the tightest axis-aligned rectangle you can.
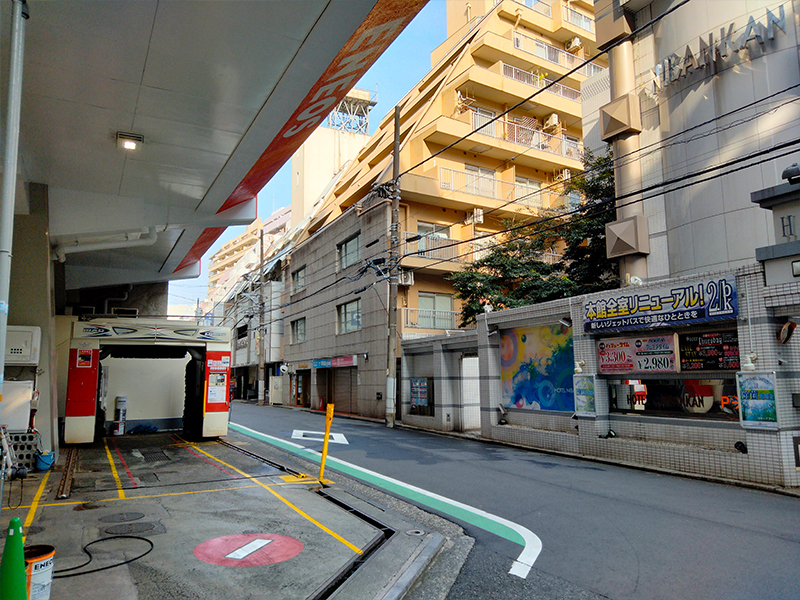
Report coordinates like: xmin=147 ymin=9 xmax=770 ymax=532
xmin=448 ymin=146 xmax=617 ymax=326
xmin=448 ymin=212 xmax=574 ymax=326
xmin=559 ymin=146 xmax=618 ymax=294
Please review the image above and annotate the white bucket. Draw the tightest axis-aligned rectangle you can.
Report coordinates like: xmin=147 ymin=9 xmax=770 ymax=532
xmin=25 ymin=544 xmax=55 ymax=600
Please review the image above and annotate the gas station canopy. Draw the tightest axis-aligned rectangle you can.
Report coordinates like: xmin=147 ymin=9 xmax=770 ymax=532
xmin=5 ymin=0 xmax=424 ymax=291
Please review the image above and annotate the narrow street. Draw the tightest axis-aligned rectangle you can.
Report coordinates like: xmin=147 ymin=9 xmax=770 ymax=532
xmin=230 ymin=403 xmax=800 ymax=600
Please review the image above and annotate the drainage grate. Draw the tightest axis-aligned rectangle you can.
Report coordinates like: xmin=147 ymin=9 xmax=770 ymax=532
xmin=311 ymin=490 xmax=396 ymax=600
xmin=140 ymin=450 xmax=170 ymax=463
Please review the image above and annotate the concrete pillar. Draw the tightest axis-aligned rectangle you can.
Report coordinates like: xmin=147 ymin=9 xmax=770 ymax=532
xmin=9 ymin=183 xmax=58 ymax=453
xmin=478 ymin=315 xmax=501 ymax=438
xmin=608 ymin=40 xmax=648 ymax=283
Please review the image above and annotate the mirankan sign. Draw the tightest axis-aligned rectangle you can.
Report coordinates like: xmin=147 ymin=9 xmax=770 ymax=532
xmin=647 ymin=6 xmax=786 ymax=95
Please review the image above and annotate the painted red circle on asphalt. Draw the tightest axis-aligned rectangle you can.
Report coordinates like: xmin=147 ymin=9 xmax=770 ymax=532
xmin=194 ymin=533 xmax=303 ymax=567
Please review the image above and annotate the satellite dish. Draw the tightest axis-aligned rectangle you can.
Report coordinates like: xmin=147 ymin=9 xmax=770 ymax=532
xmin=629 ymin=276 xmax=644 ymax=286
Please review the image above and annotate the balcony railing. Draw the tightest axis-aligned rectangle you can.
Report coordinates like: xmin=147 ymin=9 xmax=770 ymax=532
xmin=513 ymin=31 xmax=606 ymax=77
xmin=404 ymin=308 xmax=476 ymax=330
xmin=501 ymin=63 xmax=581 ymax=101
xmin=507 ymin=0 xmax=552 ymax=18
xmin=404 ymin=232 xmax=470 ymax=263
xmin=473 ymin=241 xmax=563 ymax=263
xmin=440 ymin=167 xmax=576 ymax=210
xmin=470 ymin=111 xmax=584 ymax=160
xmin=562 ymin=4 xmax=594 ymax=32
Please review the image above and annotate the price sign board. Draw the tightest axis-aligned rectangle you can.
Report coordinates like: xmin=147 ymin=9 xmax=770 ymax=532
xmin=597 ymin=334 xmax=679 ymax=374
xmin=678 ymin=331 xmax=739 ymax=371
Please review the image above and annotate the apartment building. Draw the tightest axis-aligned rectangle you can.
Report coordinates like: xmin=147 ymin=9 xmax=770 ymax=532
xmin=220 ymin=90 xmax=376 ymax=402
xmin=404 ymin=0 xmax=800 ymax=488
xmin=281 ymin=0 xmax=606 ymax=418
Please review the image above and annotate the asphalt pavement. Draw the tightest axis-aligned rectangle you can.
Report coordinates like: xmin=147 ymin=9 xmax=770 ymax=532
xmin=1 ymin=424 xmax=466 ymax=600
xmin=230 ymin=402 xmax=800 ymax=600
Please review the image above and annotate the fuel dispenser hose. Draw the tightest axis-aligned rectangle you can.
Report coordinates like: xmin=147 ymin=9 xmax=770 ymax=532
xmin=52 ymin=535 xmax=154 ymax=578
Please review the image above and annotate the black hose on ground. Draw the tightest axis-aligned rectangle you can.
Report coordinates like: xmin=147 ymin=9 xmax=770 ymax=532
xmin=52 ymin=535 xmax=154 ymax=578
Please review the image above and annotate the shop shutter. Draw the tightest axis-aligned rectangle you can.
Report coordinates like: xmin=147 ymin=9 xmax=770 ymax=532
xmin=333 ymin=367 xmax=357 ymax=414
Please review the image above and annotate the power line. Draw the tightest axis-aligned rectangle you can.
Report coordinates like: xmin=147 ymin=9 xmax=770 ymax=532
xmin=227 ymin=137 xmax=800 ymax=335
xmin=398 ymin=0 xmax=799 ymax=243
xmin=398 ymin=0 xmax=694 ymax=179
xmin=394 ymin=136 xmax=800 ymax=271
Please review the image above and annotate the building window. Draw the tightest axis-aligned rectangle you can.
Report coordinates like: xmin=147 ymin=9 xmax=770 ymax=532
xmin=418 ymin=292 xmax=454 ymax=329
xmin=291 ymin=318 xmax=306 ymax=344
xmin=472 ymin=106 xmax=495 ymax=137
xmin=610 ymin=379 xmax=740 ymax=421
xmin=514 ymin=177 xmax=541 ymax=208
xmin=292 ymin=266 xmax=306 ymax=293
xmin=338 ymin=233 xmax=361 ymax=270
xmin=417 ymin=222 xmax=450 ymax=255
xmin=464 ymin=164 xmax=495 ymax=198
xmin=338 ymin=299 xmax=361 ymax=334
xmin=236 ymin=325 xmax=248 ymax=350
xmin=563 ymin=134 xmax=580 ymax=158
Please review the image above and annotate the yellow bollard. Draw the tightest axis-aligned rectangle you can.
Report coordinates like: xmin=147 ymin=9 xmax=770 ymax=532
xmin=318 ymin=403 xmax=334 ymax=484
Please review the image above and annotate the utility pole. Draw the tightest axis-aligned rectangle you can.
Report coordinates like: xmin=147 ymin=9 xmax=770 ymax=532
xmin=385 ymin=106 xmax=401 ymax=428
xmin=0 ymin=1 xmax=28 ymax=507
xmin=257 ymin=229 xmax=266 ymax=405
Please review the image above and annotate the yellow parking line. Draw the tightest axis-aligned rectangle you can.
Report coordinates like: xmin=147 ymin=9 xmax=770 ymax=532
xmin=103 ymin=437 xmax=125 ymax=499
xmin=188 ymin=443 xmax=363 ymax=555
xmin=22 ymin=472 xmax=50 ymax=544
xmin=21 ymin=483 xmax=262 ymax=509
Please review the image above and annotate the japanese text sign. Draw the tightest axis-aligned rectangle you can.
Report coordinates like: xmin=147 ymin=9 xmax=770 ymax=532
xmin=583 ymin=276 xmax=737 ymax=333
xmin=597 ymin=335 xmax=679 ymax=374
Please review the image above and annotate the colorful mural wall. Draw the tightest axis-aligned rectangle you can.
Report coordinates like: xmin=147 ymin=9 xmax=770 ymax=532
xmin=500 ymin=323 xmax=574 ymax=411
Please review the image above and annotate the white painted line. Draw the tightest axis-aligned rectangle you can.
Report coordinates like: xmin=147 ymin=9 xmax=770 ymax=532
xmin=323 ymin=454 xmax=542 ymax=579
xmin=225 ymin=538 xmax=272 ymax=560
xmin=291 ymin=430 xmax=349 ymax=444
xmin=232 ymin=423 xmax=542 ymax=578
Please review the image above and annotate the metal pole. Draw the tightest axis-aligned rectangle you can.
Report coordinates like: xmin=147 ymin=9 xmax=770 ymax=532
xmin=318 ymin=403 xmax=334 ymax=483
xmin=0 ymin=0 xmax=28 ymax=509
xmin=385 ymin=106 xmax=401 ymax=428
xmin=257 ymin=229 xmax=266 ymax=405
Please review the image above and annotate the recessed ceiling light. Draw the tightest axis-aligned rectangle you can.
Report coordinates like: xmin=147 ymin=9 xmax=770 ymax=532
xmin=116 ymin=131 xmax=144 ymax=152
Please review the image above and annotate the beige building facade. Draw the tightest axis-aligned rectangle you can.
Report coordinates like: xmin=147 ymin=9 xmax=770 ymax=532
xmin=402 ymin=0 xmax=800 ymax=489
xmin=281 ymin=0 xmax=606 ymax=418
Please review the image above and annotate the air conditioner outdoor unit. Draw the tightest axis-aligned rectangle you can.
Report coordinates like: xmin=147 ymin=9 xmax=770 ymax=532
xmin=544 ymin=113 xmax=560 ymax=130
xmin=398 ymin=271 xmax=414 ymax=287
xmin=566 ymin=37 xmax=582 ymax=52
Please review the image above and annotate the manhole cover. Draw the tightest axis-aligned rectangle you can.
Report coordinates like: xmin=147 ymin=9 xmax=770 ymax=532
xmin=140 ymin=450 xmax=170 ymax=463
xmin=1 ymin=525 xmax=44 ymax=538
xmin=99 ymin=512 xmax=145 ymax=523
xmin=104 ymin=522 xmax=156 ymax=535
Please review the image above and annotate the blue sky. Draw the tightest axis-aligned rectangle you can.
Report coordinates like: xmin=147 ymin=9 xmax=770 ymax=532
xmin=168 ymin=1 xmax=448 ymax=313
